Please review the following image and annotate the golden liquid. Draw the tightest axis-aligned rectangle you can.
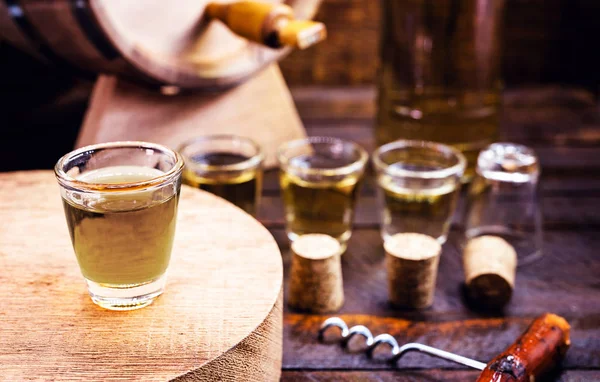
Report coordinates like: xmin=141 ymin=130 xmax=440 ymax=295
xmin=280 ymin=167 xmax=361 ymax=244
xmin=62 ymin=166 xmax=178 ymax=285
xmin=376 ymin=91 xmax=499 ymax=180
xmin=183 ymin=153 xmax=261 ymax=216
xmin=377 ymin=0 xmax=503 ymax=180
xmin=379 ymin=176 xmax=459 ymax=241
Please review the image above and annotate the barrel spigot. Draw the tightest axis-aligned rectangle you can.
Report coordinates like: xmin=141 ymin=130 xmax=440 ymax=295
xmin=206 ymin=1 xmax=327 ymax=49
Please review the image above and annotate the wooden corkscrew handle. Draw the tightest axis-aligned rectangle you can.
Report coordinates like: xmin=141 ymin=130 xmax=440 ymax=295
xmin=476 ymin=313 xmax=571 ymax=382
xmin=206 ymin=1 xmax=326 ymax=49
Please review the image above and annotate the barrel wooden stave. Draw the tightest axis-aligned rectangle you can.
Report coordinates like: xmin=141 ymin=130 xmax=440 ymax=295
xmin=0 ymin=0 xmax=46 ymax=60
xmin=20 ymin=0 xmax=125 ymax=75
xmin=0 ymin=0 xmax=323 ymax=89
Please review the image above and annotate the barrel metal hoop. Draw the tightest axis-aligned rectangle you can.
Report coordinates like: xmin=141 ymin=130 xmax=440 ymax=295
xmin=4 ymin=0 xmax=62 ymax=63
xmin=4 ymin=0 xmax=96 ymax=80
xmin=69 ymin=0 xmax=120 ymax=60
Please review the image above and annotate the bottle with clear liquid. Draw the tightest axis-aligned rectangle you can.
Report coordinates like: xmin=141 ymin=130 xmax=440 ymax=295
xmin=376 ymin=0 xmax=506 ymax=181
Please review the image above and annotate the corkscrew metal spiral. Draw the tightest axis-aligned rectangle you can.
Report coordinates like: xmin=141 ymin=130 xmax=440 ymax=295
xmin=318 ymin=317 xmax=487 ymax=370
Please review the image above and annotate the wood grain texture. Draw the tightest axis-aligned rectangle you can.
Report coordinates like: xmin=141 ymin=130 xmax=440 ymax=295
xmin=1 ymin=85 xmax=600 ymax=380
xmin=4 ymin=0 xmax=600 ymax=89
xmin=281 ymin=370 xmax=600 ymax=381
xmin=0 ymin=0 xmax=322 ymax=89
xmin=261 ymin=168 xmax=600 ymax=195
xmin=282 ymin=314 xmax=597 ymax=371
xmin=2 ymin=85 xmax=599 ymax=172
xmin=276 ymin=227 xmax=600 ymax=375
xmin=280 ymin=0 xmax=600 ymax=90
xmin=268 ymin=87 xmax=599 ymax=379
xmin=476 ymin=313 xmax=571 ymax=382
xmin=273 ymin=227 xmax=600 ymax=320
xmin=259 ymin=193 xmax=600 ymax=229
xmin=77 ymin=65 xmax=306 ymax=169
xmin=0 ymin=171 xmax=283 ymax=381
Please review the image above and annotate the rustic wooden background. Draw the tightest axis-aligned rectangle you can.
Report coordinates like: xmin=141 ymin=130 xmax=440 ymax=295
xmin=2 ymin=0 xmax=600 ymax=161
xmin=1 ymin=0 xmax=600 ymax=167
xmin=1 ymin=2 xmax=600 ymax=381
xmin=3 ymin=0 xmax=600 ymax=88
xmin=281 ymin=0 xmax=600 ymax=90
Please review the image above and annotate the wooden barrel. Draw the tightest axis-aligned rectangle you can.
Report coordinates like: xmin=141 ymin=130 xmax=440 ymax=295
xmin=0 ymin=0 xmax=321 ymax=90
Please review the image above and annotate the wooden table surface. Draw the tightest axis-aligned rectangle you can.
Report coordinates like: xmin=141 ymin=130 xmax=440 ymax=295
xmin=2 ymin=85 xmax=597 ymax=381
xmin=266 ymin=87 xmax=600 ymax=381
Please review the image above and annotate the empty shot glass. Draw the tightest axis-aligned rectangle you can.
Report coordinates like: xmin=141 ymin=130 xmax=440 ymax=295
xmin=464 ymin=143 xmax=543 ymax=265
xmin=373 ymin=140 xmax=466 ymax=244
xmin=55 ymin=141 xmax=184 ymax=311
xmin=179 ymin=135 xmax=264 ymax=216
xmin=277 ymin=137 xmax=368 ymax=253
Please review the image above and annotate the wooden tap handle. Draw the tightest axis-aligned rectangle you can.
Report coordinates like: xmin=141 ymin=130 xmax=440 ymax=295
xmin=278 ymin=20 xmax=326 ymax=49
xmin=206 ymin=1 xmax=326 ymax=49
xmin=476 ymin=313 xmax=571 ymax=382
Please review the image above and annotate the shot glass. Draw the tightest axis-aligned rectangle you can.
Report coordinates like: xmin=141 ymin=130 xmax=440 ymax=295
xmin=464 ymin=143 xmax=543 ymax=265
xmin=277 ymin=137 xmax=368 ymax=253
xmin=179 ymin=135 xmax=264 ymax=216
xmin=55 ymin=141 xmax=184 ymax=311
xmin=373 ymin=140 xmax=466 ymax=244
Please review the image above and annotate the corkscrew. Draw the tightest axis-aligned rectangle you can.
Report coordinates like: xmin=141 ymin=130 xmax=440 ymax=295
xmin=318 ymin=317 xmax=487 ymax=370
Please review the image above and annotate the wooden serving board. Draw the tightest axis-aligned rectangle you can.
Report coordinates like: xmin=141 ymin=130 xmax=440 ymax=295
xmin=0 ymin=171 xmax=283 ymax=381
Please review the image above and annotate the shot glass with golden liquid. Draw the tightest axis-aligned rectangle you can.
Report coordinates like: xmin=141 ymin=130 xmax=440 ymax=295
xmin=278 ymin=137 xmax=368 ymax=253
xmin=373 ymin=140 xmax=466 ymax=244
xmin=179 ymin=135 xmax=264 ymax=216
xmin=55 ymin=141 xmax=184 ymax=311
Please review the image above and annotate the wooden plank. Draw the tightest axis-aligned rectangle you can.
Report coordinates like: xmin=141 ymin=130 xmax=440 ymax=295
xmin=259 ymin=194 xmax=600 ymax=229
xmin=292 ymin=87 xmax=600 ymax=146
xmin=292 ymin=87 xmax=375 ymax=120
xmin=281 ymin=370 xmax=600 ymax=381
xmin=303 ymin=120 xmax=600 ymax=148
xmin=276 ymin=227 xmax=600 ymax=372
xmin=280 ymin=0 xmax=380 ymax=86
xmin=272 ymin=228 xmax=600 ymax=319
xmin=280 ymin=0 xmax=600 ymax=89
xmin=262 ymin=169 xmax=600 ymax=195
xmin=300 ymin=126 xmax=600 ymax=173
xmin=281 ymin=314 xmax=599 ymax=370
xmin=291 ymin=86 xmax=598 ymax=121
xmin=4 ymin=0 xmax=600 ymax=89
xmin=283 ymin=370 xmax=481 ymax=381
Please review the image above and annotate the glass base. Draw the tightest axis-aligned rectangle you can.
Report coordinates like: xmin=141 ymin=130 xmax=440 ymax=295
xmin=382 ymin=231 xmax=448 ymax=245
xmin=287 ymin=230 xmax=349 ymax=255
xmin=85 ymin=275 xmax=167 ymax=311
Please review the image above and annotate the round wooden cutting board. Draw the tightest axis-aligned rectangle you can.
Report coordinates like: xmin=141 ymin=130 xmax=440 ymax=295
xmin=0 ymin=171 xmax=283 ymax=381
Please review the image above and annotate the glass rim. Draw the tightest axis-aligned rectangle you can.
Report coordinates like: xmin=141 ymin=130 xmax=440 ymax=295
xmin=178 ymin=135 xmax=264 ymax=173
xmin=277 ymin=136 xmax=369 ymax=177
xmin=372 ymin=140 xmax=466 ymax=179
xmin=476 ymin=142 xmax=540 ymax=182
xmin=54 ymin=141 xmax=184 ymax=192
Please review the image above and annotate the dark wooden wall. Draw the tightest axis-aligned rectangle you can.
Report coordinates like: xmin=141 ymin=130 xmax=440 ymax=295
xmin=3 ymin=0 xmax=600 ymax=90
xmin=280 ymin=0 xmax=600 ymax=91
xmin=2 ymin=0 xmax=600 ymax=171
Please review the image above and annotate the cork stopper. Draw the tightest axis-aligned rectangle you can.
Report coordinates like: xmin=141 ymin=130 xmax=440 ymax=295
xmin=291 ymin=234 xmax=341 ymax=260
xmin=385 ymin=233 xmax=441 ymax=309
xmin=288 ymin=234 xmax=344 ymax=313
xmin=463 ymin=235 xmax=517 ymax=309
